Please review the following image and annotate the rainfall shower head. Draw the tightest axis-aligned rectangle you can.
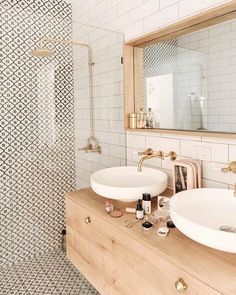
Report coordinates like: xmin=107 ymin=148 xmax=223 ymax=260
xmin=30 ymin=47 xmax=54 ymax=58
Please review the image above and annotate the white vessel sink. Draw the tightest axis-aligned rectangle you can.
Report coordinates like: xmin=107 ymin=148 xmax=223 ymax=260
xmin=91 ymin=166 xmax=167 ymax=202
xmin=170 ymin=188 xmax=236 ymax=253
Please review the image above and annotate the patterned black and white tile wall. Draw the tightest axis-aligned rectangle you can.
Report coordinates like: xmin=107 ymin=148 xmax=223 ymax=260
xmin=0 ymin=0 xmax=75 ymax=267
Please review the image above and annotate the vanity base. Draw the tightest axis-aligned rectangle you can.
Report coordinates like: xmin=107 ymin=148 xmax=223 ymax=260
xmin=66 ymin=188 xmax=236 ymax=295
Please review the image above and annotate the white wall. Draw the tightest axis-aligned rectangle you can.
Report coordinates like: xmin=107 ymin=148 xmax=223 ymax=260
xmin=71 ymin=0 xmax=232 ymax=40
xmin=73 ymin=23 xmax=126 ymax=188
xmin=72 ymin=0 xmax=236 ymax=189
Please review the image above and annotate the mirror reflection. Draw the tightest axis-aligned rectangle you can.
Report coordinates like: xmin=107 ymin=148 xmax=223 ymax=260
xmin=138 ymin=19 xmax=236 ymax=133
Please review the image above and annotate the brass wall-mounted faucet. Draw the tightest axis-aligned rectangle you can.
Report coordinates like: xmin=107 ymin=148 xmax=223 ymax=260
xmin=221 ymin=161 xmax=236 ymax=197
xmin=221 ymin=161 xmax=236 ymax=173
xmin=137 ymin=148 xmax=177 ymax=172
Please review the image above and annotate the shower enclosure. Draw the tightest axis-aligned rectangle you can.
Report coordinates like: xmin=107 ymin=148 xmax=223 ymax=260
xmin=0 ymin=0 xmax=75 ymax=268
xmin=1 ymin=0 xmax=126 ymax=268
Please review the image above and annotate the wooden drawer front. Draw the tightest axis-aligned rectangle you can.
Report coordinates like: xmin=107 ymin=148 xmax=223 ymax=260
xmin=66 ymin=198 xmax=222 ymax=295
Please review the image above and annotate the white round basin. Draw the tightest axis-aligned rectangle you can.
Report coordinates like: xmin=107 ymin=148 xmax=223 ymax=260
xmin=170 ymin=188 xmax=236 ymax=253
xmin=91 ymin=166 xmax=168 ymax=202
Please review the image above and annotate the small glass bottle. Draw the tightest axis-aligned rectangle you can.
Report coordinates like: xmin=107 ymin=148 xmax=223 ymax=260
xmin=137 ymin=108 xmax=146 ymax=129
xmin=136 ymin=199 xmax=144 ymax=220
xmin=129 ymin=113 xmax=137 ymax=129
xmin=146 ymin=108 xmax=156 ymax=128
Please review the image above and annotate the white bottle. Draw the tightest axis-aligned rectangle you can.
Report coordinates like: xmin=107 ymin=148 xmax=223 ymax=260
xmin=142 ymin=193 xmax=151 ymax=214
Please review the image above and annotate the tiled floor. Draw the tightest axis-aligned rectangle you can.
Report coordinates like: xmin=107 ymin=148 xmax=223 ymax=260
xmin=0 ymin=249 xmax=100 ymax=295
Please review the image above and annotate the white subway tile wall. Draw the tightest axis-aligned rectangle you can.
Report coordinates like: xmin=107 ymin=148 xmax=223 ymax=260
xmin=178 ymin=18 xmax=236 ymax=132
xmin=73 ymin=23 xmax=126 ymax=188
xmin=71 ymin=0 xmax=236 ymax=189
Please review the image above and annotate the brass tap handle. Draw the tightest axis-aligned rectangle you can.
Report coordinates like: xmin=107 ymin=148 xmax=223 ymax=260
xmin=175 ymin=278 xmax=187 ymax=293
xmin=155 ymin=150 xmax=164 ymax=159
xmin=165 ymin=151 xmax=177 ymax=161
xmin=221 ymin=161 xmax=236 ymax=173
xmin=169 ymin=151 xmax=177 ymax=161
xmin=138 ymin=148 xmax=153 ymax=156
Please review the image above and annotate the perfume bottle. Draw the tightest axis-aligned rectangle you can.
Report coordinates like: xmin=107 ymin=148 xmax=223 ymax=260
xmin=137 ymin=108 xmax=146 ymax=128
xmin=146 ymin=108 xmax=156 ymax=128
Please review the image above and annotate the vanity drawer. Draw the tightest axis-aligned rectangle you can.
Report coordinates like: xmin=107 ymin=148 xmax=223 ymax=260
xmin=66 ymin=197 xmax=222 ymax=295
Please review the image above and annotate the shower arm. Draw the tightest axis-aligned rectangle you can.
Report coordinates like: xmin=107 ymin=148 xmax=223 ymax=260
xmin=39 ymin=37 xmax=95 ymax=138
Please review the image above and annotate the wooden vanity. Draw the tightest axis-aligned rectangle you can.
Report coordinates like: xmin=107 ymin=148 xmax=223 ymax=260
xmin=65 ymin=188 xmax=236 ymax=295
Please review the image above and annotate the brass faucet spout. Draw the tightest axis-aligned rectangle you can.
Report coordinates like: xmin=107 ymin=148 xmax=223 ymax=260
xmin=137 ymin=151 xmax=164 ymax=172
xmin=137 ymin=148 xmax=177 ymax=172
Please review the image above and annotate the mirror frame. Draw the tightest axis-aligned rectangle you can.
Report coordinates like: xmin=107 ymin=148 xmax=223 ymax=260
xmin=123 ymin=1 xmax=236 ymax=138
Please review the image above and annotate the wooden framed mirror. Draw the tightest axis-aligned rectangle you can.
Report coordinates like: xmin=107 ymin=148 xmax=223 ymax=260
xmin=124 ymin=1 xmax=236 ymax=137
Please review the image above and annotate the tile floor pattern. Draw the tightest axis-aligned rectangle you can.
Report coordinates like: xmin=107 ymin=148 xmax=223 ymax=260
xmin=0 ymin=249 xmax=100 ymax=295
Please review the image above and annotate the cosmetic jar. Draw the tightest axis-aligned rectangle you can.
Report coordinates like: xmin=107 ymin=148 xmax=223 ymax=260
xmin=129 ymin=113 xmax=137 ymax=129
xmin=142 ymin=221 xmax=153 ymax=233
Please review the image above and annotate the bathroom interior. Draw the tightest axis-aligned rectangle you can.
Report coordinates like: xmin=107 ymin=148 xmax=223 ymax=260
xmin=1 ymin=0 xmax=236 ymax=294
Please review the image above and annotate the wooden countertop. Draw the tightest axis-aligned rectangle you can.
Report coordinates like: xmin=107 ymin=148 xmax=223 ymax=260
xmin=66 ymin=188 xmax=236 ymax=295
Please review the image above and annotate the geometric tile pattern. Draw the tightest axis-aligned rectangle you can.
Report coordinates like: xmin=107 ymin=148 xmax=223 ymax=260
xmin=0 ymin=249 xmax=100 ymax=295
xmin=0 ymin=0 xmax=75 ymax=267
xmin=143 ymin=39 xmax=177 ymax=128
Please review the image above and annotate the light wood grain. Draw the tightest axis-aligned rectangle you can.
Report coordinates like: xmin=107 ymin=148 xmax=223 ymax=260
xmin=66 ymin=188 xmax=236 ymax=295
xmin=126 ymin=128 xmax=236 ymax=138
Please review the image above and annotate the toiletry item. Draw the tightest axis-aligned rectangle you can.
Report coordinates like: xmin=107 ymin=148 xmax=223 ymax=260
xmin=158 ymin=196 xmax=170 ymax=212
xmin=136 ymin=199 xmax=144 ymax=220
xmin=167 ymin=220 xmax=176 ymax=228
xmin=61 ymin=229 xmax=66 ymax=252
xmin=125 ymin=207 xmax=136 ymax=214
xmin=142 ymin=193 xmax=151 ymax=214
xmin=105 ymin=201 xmax=123 ymax=218
xmin=142 ymin=221 xmax=153 ymax=231
xmin=110 ymin=209 xmax=123 ymax=218
xmin=146 ymin=108 xmax=156 ymax=128
xmin=129 ymin=113 xmax=137 ymax=129
xmin=153 ymin=209 xmax=170 ymax=219
xmin=157 ymin=226 xmax=169 ymax=237
xmin=105 ymin=201 xmax=113 ymax=214
xmin=150 ymin=214 xmax=159 ymax=224
xmin=153 ymin=196 xmax=170 ymax=220
xmin=137 ymin=108 xmax=146 ymax=128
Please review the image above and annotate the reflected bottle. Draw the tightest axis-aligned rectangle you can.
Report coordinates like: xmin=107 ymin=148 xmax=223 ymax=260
xmin=137 ymin=108 xmax=146 ymax=129
xmin=146 ymin=108 xmax=156 ymax=128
